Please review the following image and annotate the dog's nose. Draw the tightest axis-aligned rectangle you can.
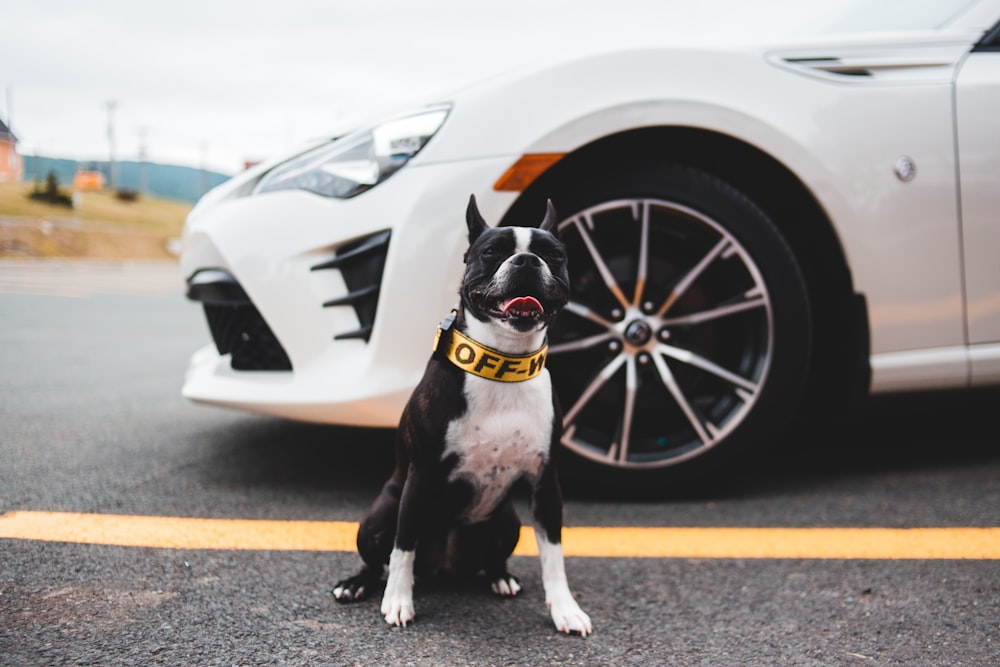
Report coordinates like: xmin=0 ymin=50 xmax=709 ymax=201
xmin=510 ymin=252 xmax=542 ymax=268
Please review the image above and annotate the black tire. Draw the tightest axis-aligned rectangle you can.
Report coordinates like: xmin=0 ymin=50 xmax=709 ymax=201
xmin=544 ymin=163 xmax=811 ymax=496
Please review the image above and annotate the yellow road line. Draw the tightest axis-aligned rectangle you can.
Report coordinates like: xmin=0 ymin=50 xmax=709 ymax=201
xmin=1 ymin=511 xmax=998 ymax=559
xmin=539 ymin=526 xmax=1000 ymax=560
xmin=0 ymin=512 xmax=358 ymax=552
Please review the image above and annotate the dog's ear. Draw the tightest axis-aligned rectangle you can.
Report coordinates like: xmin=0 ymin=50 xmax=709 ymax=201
xmin=466 ymin=194 xmax=489 ymax=245
xmin=539 ymin=199 xmax=558 ymax=233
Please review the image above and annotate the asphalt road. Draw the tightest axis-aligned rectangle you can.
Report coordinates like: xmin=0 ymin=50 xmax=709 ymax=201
xmin=1 ymin=260 xmax=998 ymax=666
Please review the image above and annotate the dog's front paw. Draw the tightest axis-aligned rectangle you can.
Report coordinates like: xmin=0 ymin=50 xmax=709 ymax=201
xmin=548 ymin=592 xmax=592 ymax=636
xmin=490 ymin=574 xmax=522 ymax=597
xmin=380 ymin=592 xmax=415 ymax=627
xmin=331 ymin=575 xmax=369 ymax=603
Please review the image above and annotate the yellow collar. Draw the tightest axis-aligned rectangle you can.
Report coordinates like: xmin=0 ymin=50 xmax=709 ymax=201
xmin=433 ymin=312 xmax=548 ymax=383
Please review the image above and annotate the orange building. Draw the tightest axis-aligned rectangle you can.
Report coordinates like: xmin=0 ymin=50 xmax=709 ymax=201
xmin=0 ymin=118 xmax=23 ymax=182
xmin=72 ymin=170 xmax=106 ymax=191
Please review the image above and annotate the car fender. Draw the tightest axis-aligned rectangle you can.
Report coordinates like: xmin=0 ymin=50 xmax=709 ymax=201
xmin=420 ymin=44 xmax=969 ymax=362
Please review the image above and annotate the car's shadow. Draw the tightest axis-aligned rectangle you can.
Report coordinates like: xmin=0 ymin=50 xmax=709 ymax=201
xmin=742 ymin=386 xmax=1000 ymax=497
xmin=196 ymin=387 xmax=999 ymax=503
xmin=189 ymin=415 xmax=397 ymax=506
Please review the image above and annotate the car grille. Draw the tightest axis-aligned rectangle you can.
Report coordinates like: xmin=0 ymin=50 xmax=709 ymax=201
xmin=310 ymin=230 xmax=391 ymax=342
xmin=186 ymin=269 xmax=292 ymax=371
xmin=203 ymin=302 xmax=292 ymax=371
xmin=186 ymin=229 xmax=390 ymax=371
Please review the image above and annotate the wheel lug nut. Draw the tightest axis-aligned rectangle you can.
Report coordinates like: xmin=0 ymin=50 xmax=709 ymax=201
xmin=610 ymin=308 xmax=624 ymax=321
xmin=608 ymin=340 xmax=622 ymax=353
xmin=643 ymin=301 xmax=655 ymax=313
xmin=638 ymin=353 xmax=651 ymax=366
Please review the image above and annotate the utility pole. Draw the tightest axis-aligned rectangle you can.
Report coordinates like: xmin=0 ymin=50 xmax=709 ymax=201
xmin=106 ymin=100 xmax=118 ymax=190
xmin=5 ymin=84 xmax=21 ymax=182
xmin=200 ymin=140 xmax=210 ymax=196
xmin=137 ymin=127 xmax=149 ymax=195
xmin=5 ymin=84 xmax=12 ymax=135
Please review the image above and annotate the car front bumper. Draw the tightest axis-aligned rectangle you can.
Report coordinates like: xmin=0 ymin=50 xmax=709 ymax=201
xmin=180 ymin=154 xmax=518 ymax=426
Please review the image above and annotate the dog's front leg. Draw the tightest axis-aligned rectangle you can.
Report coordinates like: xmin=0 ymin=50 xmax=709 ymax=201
xmin=380 ymin=463 xmax=429 ymax=627
xmin=381 ymin=547 xmax=415 ymax=627
xmin=531 ymin=464 xmax=592 ymax=636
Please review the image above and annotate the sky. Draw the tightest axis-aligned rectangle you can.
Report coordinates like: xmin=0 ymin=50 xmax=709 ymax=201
xmin=2 ymin=0 xmax=863 ymax=175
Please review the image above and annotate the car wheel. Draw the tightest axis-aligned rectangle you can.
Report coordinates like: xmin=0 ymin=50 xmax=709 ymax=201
xmin=544 ymin=163 xmax=811 ymax=495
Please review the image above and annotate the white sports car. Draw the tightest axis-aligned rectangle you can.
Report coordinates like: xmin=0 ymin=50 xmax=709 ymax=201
xmin=181 ymin=0 xmax=1000 ymax=491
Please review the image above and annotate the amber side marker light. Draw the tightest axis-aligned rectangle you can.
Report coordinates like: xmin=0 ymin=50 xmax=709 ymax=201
xmin=494 ymin=153 xmax=565 ymax=192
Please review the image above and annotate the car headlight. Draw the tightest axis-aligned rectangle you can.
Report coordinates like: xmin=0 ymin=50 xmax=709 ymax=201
xmin=253 ymin=105 xmax=451 ymax=199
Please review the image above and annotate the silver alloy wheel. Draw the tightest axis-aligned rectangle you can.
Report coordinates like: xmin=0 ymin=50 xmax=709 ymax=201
xmin=548 ymin=198 xmax=774 ymax=469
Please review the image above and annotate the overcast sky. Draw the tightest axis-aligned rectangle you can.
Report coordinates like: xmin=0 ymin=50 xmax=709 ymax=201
xmin=2 ymin=0 xmax=859 ymax=175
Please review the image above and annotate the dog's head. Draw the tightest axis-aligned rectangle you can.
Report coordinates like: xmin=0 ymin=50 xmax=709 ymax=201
xmin=460 ymin=195 xmax=570 ymax=333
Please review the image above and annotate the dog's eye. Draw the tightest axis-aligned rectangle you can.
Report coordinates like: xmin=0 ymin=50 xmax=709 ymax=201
xmin=482 ymin=246 xmax=499 ymax=258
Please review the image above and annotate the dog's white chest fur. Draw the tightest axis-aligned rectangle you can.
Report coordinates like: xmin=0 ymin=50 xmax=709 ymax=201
xmin=444 ymin=371 xmax=554 ymax=522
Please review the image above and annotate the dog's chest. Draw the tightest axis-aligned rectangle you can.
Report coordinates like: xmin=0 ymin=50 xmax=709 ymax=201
xmin=444 ymin=373 xmax=554 ymax=522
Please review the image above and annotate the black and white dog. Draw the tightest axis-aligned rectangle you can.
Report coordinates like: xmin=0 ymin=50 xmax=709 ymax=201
xmin=332 ymin=195 xmax=591 ymax=636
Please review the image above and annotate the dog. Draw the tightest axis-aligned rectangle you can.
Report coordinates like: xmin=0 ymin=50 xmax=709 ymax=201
xmin=332 ymin=194 xmax=591 ymax=636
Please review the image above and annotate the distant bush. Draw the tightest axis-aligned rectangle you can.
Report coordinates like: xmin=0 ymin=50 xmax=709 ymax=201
xmin=28 ymin=171 xmax=73 ymax=208
xmin=116 ymin=188 xmax=140 ymax=202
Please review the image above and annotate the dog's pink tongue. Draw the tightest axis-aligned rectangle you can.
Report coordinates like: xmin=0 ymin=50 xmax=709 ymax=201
xmin=503 ymin=296 xmax=544 ymax=315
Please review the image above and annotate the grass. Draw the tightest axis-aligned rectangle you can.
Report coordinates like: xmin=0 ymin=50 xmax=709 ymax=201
xmin=0 ymin=181 xmax=193 ymax=259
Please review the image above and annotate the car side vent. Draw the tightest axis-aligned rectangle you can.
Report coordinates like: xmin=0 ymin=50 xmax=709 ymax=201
xmin=311 ymin=230 xmax=391 ymax=342
xmin=770 ymin=44 xmax=965 ymax=83
xmin=781 ymin=57 xmax=873 ymax=77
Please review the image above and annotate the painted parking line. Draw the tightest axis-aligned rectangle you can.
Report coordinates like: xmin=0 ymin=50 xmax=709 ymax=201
xmin=0 ymin=512 xmax=357 ymax=552
xmin=2 ymin=511 xmax=999 ymax=559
